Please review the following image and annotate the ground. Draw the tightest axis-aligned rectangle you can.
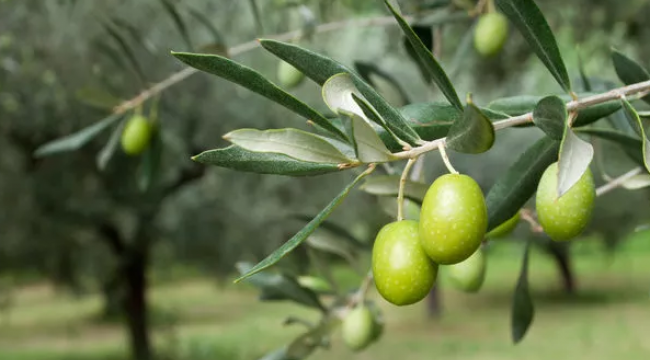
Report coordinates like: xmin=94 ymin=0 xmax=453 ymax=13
xmin=1 ymin=232 xmax=649 ymax=360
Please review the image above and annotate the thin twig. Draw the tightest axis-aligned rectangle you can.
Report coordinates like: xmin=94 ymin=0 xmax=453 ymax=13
xmin=520 ymin=208 xmax=543 ymax=233
xmin=595 ymin=167 xmax=643 ymax=196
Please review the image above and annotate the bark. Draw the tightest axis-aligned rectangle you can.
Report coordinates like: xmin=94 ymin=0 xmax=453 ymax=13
xmin=123 ymin=248 xmax=151 ymax=360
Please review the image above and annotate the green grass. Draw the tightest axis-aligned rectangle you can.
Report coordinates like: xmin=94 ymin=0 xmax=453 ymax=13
xmin=1 ymin=234 xmax=649 ymax=360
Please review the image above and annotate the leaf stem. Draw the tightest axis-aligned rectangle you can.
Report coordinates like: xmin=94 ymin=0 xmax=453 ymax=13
xmin=438 ymin=141 xmax=459 ymax=175
xmin=397 ymin=158 xmax=418 ymax=221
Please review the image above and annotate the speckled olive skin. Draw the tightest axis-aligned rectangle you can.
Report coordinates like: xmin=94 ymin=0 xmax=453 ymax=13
xmin=341 ymin=305 xmax=375 ymax=351
xmin=486 ymin=211 xmax=520 ymax=239
xmin=419 ymin=174 xmax=488 ymax=265
xmin=121 ymin=115 xmax=152 ymax=156
xmin=447 ymin=248 xmax=486 ymax=293
xmin=536 ymin=162 xmax=595 ymax=241
xmin=372 ymin=220 xmax=437 ymax=306
xmin=277 ymin=60 xmax=305 ymax=89
xmin=474 ymin=12 xmax=509 ymax=57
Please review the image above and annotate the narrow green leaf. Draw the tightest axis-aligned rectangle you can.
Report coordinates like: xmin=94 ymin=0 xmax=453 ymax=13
xmin=557 ymin=126 xmax=594 ymax=197
xmin=34 ymin=114 xmax=123 ymax=157
xmin=385 ymin=0 xmax=462 ymax=110
xmin=360 ymin=175 xmax=428 ymax=203
xmin=354 ymin=61 xmax=410 ymax=107
xmin=223 ymin=128 xmax=353 ymax=164
xmin=352 ymin=93 xmax=403 ymax=146
xmin=345 ymin=112 xmax=396 ymax=163
xmin=495 ymin=0 xmax=571 ymax=92
xmin=448 ymin=25 xmax=475 ymax=79
xmin=259 ymin=39 xmax=421 ymax=145
xmin=291 ymin=214 xmax=368 ymax=248
xmin=577 ymin=49 xmax=592 ymax=92
xmin=532 ymin=96 xmax=566 ymax=140
xmin=446 ymin=100 xmax=495 ymax=154
xmin=102 ymin=20 xmax=146 ymax=86
xmin=96 ymin=118 xmax=125 ymax=171
xmin=235 ymin=169 xmax=373 ymax=282
xmin=402 ymin=23 xmax=434 ymax=84
xmin=236 ymin=262 xmax=325 ymax=311
xmin=621 ymin=99 xmax=650 ymax=173
xmin=75 ymin=87 xmax=122 ymax=110
xmin=160 ymin=0 xmax=193 ymax=50
xmin=576 ymin=128 xmax=643 ymax=165
xmin=511 ymin=239 xmax=534 ymax=343
xmin=612 ymin=49 xmax=650 ymax=104
xmin=172 ymin=52 xmax=347 ymax=142
xmin=486 ymin=137 xmax=559 ymax=230
xmin=193 ymin=146 xmax=342 ymax=176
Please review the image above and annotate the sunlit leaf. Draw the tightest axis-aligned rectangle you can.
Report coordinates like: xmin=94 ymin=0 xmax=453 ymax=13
xmin=495 ymin=0 xmax=571 ymax=92
xmin=235 ymin=168 xmax=374 ymax=282
xmin=172 ymin=52 xmax=347 ymax=141
xmin=34 ymin=114 xmax=123 ymax=157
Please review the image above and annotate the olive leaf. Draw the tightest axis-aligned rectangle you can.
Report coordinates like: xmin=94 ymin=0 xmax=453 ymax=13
xmin=446 ymin=99 xmax=495 ymax=154
xmin=223 ymin=128 xmax=354 ymax=164
xmin=511 ymin=239 xmax=534 ymax=344
xmin=192 ymin=145 xmax=343 ymax=176
xmin=576 ymin=128 xmax=643 ymax=166
xmin=96 ymin=118 xmax=126 ymax=171
xmin=621 ymin=174 xmax=650 ymax=190
xmin=354 ymin=61 xmax=410 ymax=107
xmin=235 ymin=167 xmax=374 ymax=282
xmin=621 ymin=99 xmax=650 ymax=174
xmin=532 ymin=96 xmax=566 ymax=140
xmin=612 ymin=49 xmax=650 ymax=104
xmin=495 ymin=0 xmax=571 ymax=92
xmin=321 ymin=73 xmax=368 ymax=119
xmin=557 ymin=124 xmax=594 ymax=198
xmin=360 ymin=175 xmax=429 ymax=203
xmin=342 ymin=111 xmax=396 ymax=163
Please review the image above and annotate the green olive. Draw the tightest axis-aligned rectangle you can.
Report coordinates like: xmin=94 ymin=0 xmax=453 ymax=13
xmin=419 ymin=174 xmax=488 ymax=265
xmin=474 ymin=12 xmax=509 ymax=57
xmin=486 ymin=211 xmax=520 ymax=239
xmin=536 ymin=162 xmax=595 ymax=241
xmin=277 ymin=60 xmax=305 ymax=89
xmin=372 ymin=220 xmax=437 ymax=306
xmin=120 ymin=115 xmax=152 ymax=156
xmin=341 ymin=305 xmax=376 ymax=351
xmin=447 ymin=247 xmax=486 ymax=293
xmin=297 ymin=276 xmax=331 ymax=293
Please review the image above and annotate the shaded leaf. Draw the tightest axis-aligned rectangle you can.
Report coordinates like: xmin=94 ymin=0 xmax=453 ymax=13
xmin=577 ymin=50 xmax=592 ymax=92
xmin=235 ymin=168 xmax=374 ymax=282
xmin=360 ymin=175 xmax=428 ymax=203
xmin=446 ymin=100 xmax=495 ymax=154
xmin=160 ymin=0 xmax=193 ymax=50
xmin=495 ymin=0 xmax=571 ymax=91
xmin=345 ymin=112 xmax=396 ymax=163
xmin=34 ymin=114 xmax=123 ymax=157
xmin=138 ymin=126 xmax=162 ymax=192
xmin=576 ymin=128 xmax=643 ymax=165
xmin=486 ymin=137 xmax=559 ymax=231
xmin=290 ymin=214 xmax=368 ymax=248
xmin=402 ymin=24 xmax=433 ymax=84
xmin=621 ymin=174 xmax=650 ymax=190
xmin=223 ymin=128 xmax=353 ymax=164
xmin=96 ymin=118 xmax=125 ymax=171
xmin=286 ymin=318 xmax=338 ymax=359
xmin=511 ymin=239 xmax=534 ymax=343
xmin=248 ymin=0 xmax=264 ymax=34
xmin=306 ymin=231 xmax=359 ymax=266
xmin=612 ymin=49 xmax=650 ymax=104
xmin=186 ymin=6 xmax=226 ymax=47
xmin=532 ymin=96 xmax=566 ymax=140
xmin=557 ymin=122 xmax=594 ymax=197
xmin=352 ymin=93 xmax=403 ymax=146
xmin=172 ymin=52 xmax=347 ymax=141
xmin=259 ymin=39 xmax=421 ymax=145
xmin=354 ymin=61 xmax=410 ymax=107
xmin=75 ymin=87 xmax=122 ymax=110
xmin=621 ymin=99 xmax=650 ymax=173
xmin=385 ymin=0 xmax=462 ymax=110
xmin=102 ymin=20 xmax=145 ymax=85
xmin=192 ymin=145 xmax=342 ymax=176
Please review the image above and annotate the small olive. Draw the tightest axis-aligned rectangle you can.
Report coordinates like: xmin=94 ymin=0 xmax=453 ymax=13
xmin=341 ymin=305 xmax=376 ymax=351
xmin=474 ymin=12 xmax=509 ymax=57
xmin=277 ymin=60 xmax=305 ymax=89
xmin=447 ymin=248 xmax=486 ymax=293
xmin=120 ymin=115 xmax=152 ymax=156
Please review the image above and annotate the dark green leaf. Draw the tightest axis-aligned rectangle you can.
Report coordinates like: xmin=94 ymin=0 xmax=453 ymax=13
xmin=557 ymin=125 xmax=593 ymax=197
xmin=259 ymin=39 xmax=421 ymax=145
xmin=486 ymin=137 xmax=559 ymax=231
xmin=495 ymin=0 xmax=571 ymax=91
xmin=446 ymin=101 xmax=495 ymax=153
xmin=223 ymin=128 xmax=353 ymax=164
xmin=402 ymin=24 xmax=433 ymax=84
xmin=385 ymin=0 xmax=462 ymax=110
xmin=354 ymin=61 xmax=410 ymax=107
xmin=360 ymin=175 xmax=428 ymax=203
xmin=172 ymin=52 xmax=347 ymax=142
xmin=235 ymin=169 xmax=373 ymax=281
xmin=34 ymin=114 xmax=123 ymax=157
xmin=236 ymin=262 xmax=325 ymax=311
xmin=160 ymin=0 xmax=193 ymax=50
xmin=192 ymin=145 xmax=343 ymax=176
xmin=511 ymin=240 xmax=534 ymax=343
xmin=138 ymin=126 xmax=162 ymax=192
xmin=612 ymin=49 xmax=650 ymax=104
xmin=96 ymin=118 xmax=125 ymax=171
xmin=532 ymin=96 xmax=566 ymax=140
xmin=577 ymin=50 xmax=592 ymax=92
xmin=576 ymin=128 xmax=643 ymax=165
xmin=621 ymin=99 xmax=650 ymax=173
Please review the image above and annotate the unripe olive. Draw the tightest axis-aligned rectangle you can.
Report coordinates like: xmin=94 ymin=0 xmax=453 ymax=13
xmin=486 ymin=211 xmax=520 ymax=239
xmin=277 ymin=60 xmax=305 ymax=89
xmin=536 ymin=162 xmax=595 ymax=241
xmin=372 ymin=220 xmax=437 ymax=306
xmin=341 ymin=305 xmax=376 ymax=351
xmin=297 ymin=276 xmax=331 ymax=293
xmin=419 ymin=174 xmax=488 ymax=265
xmin=120 ymin=115 xmax=152 ymax=156
xmin=474 ymin=12 xmax=509 ymax=57
xmin=447 ymin=248 xmax=486 ymax=293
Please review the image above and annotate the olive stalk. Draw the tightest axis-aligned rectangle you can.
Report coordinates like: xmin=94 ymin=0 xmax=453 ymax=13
xmin=396 ymin=157 xmax=418 ymax=221
xmin=437 ymin=141 xmax=459 ymax=175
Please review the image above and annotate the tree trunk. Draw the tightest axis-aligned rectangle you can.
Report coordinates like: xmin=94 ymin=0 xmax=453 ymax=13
xmin=123 ymin=248 xmax=151 ymax=360
xmin=426 ymin=283 xmax=442 ymax=318
xmin=544 ymin=241 xmax=575 ymax=293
